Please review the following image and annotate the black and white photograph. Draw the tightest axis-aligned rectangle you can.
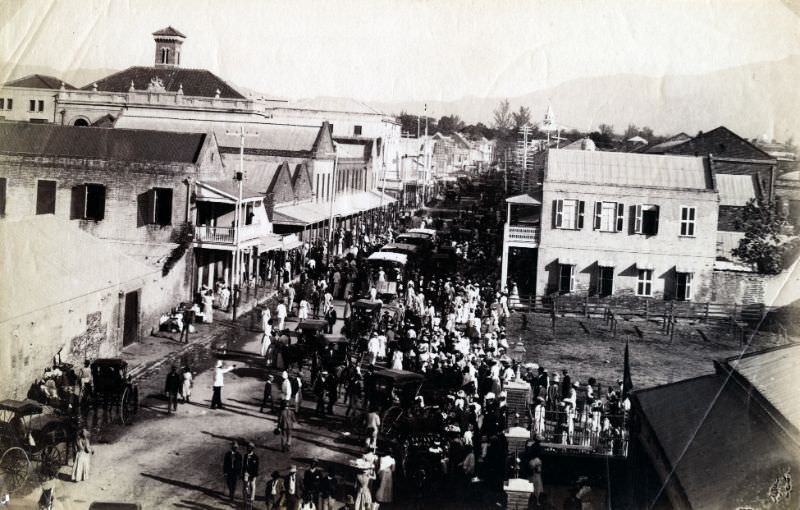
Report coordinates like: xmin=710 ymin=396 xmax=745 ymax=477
xmin=0 ymin=1 xmax=799 ymax=508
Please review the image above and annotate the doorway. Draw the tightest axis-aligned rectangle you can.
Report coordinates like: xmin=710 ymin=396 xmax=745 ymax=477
xmin=599 ymin=266 xmax=614 ymax=297
xmin=123 ymin=290 xmax=140 ymax=347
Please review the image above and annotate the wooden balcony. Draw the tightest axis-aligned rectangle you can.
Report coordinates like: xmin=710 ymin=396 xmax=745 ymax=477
xmin=194 ymin=224 xmax=265 ymax=247
xmin=504 ymin=223 xmax=539 ymax=247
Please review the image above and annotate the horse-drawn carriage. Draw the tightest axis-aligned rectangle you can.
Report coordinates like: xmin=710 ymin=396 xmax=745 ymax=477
xmin=85 ymin=359 xmax=139 ymax=425
xmin=347 ymin=300 xmax=383 ymax=341
xmin=0 ymin=400 xmax=76 ymax=493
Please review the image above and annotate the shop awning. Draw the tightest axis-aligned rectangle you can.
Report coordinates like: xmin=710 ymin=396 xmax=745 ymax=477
xmin=280 ymin=234 xmax=303 ymax=251
xmin=272 ymin=191 xmax=397 ymax=227
xmin=332 ymin=190 xmax=396 ymax=218
xmin=258 ymin=234 xmax=283 ymax=251
xmin=272 ymin=202 xmax=331 ymax=226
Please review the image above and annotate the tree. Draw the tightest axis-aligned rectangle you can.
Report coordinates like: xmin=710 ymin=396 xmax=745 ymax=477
xmin=397 ymin=111 xmax=419 ymax=137
xmin=598 ymin=123 xmax=615 ymax=137
xmin=436 ymin=114 xmax=464 ymax=135
xmin=732 ymin=197 xmax=790 ymax=274
xmin=511 ymin=106 xmax=531 ymax=131
xmin=492 ymin=99 xmax=512 ymax=133
xmin=623 ymin=123 xmax=639 ymax=140
xmin=639 ymin=126 xmax=654 ymax=141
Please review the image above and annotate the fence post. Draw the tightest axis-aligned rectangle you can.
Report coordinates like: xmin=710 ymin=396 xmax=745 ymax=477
xmin=584 ymin=296 xmax=589 ymax=318
xmin=704 ymin=302 xmax=709 ymax=323
xmin=644 ymin=300 xmax=649 ymax=322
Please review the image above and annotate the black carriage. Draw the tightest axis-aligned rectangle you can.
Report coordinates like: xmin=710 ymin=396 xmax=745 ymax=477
xmin=0 ymin=400 xmax=76 ymax=493
xmin=89 ymin=359 xmax=139 ymax=425
xmin=281 ymin=319 xmax=329 ymax=373
xmin=347 ymin=300 xmax=383 ymax=342
xmin=373 ymin=369 xmax=426 ymax=437
xmin=319 ymin=334 xmax=351 ymax=371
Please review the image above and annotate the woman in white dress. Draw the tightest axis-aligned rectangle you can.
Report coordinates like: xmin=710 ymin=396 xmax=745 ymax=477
xmin=298 ymin=299 xmax=309 ymax=322
xmin=181 ymin=366 xmax=193 ymax=403
xmin=71 ymin=429 xmax=94 ymax=482
xmin=202 ymin=291 xmax=214 ymax=324
xmin=391 ymin=349 xmax=404 ymax=370
xmin=260 ymin=324 xmax=272 ymax=358
xmin=375 ymin=454 xmax=395 ymax=503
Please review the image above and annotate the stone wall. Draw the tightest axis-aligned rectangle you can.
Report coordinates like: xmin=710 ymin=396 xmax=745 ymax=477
xmin=710 ymin=270 xmax=766 ymax=305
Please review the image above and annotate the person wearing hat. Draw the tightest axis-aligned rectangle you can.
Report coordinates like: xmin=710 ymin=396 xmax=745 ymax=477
xmin=278 ymin=400 xmax=298 ymax=452
xmin=265 ymin=470 xmax=285 ymax=510
xmin=284 ymin=465 xmax=303 ymax=510
xmin=242 ymin=442 xmax=259 ymax=504
xmin=223 ymin=441 xmax=243 ymax=501
xmin=211 ymin=360 xmax=237 ymax=410
xmin=280 ymin=371 xmax=292 ymax=406
xmin=164 ymin=365 xmax=181 ymax=414
xmin=303 ymin=459 xmax=323 ymax=507
xmin=354 ymin=462 xmax=376 ymax=510
xmin=313 ymin=371 xmax=329 ymax=417
xmin=260 ymin=374 xmax=275 ymax=414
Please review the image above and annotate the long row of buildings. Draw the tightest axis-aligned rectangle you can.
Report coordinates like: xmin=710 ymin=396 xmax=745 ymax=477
xmin=0 ymin=27 xmax=474 ymax=398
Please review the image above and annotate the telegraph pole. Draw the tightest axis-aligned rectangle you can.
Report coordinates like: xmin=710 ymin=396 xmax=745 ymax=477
xmin=226 ymin=125 xmax=257 ymax=320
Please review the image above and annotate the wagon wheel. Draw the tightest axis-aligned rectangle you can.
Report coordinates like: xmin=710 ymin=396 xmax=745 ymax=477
xmin=120 ymin=386 xmax=137 ymax=425
xmin=38 ymin=445 xmax=63 ymax=480
xmin=0 ymin=447 xmax=31 ymax=493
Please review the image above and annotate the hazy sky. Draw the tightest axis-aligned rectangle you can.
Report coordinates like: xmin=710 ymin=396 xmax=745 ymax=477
xmin=2 ymin=0 xmax=800 ymax=102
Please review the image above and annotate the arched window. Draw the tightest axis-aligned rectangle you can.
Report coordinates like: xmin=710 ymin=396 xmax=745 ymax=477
xmin=161 ymin=48 xmax=170 ymax=64
xmin=73 ymin=118 xmax=89 ymax=127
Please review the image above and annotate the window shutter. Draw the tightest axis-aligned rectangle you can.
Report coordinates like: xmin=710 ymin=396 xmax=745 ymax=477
xmin=616 ymin=203 xmax=625 ymax=232
xmin=593 ymin=202 xmax=602 ymax=230
xmin=138 ymin=189 xmax=155 ymax=225
xmin=577 ymin=201 xmax=585 ymax=229
xmin=554 ymin=199 xmax=563 ymax=228
xmin=0 ymin=177 xmax=6 ymax=216
xmin=634 ymin=204 xmax=642 ymax=233
xmin=652 ymin=205 xmax=659 ymax=235
xmin=70 ymin=184 xmax=86 ymax=219
xmin=94 ymin=185 xmax=106 ymax=221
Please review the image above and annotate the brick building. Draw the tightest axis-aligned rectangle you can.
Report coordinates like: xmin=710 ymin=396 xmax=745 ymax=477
xmin=500 ymin=149 xmax=720 ymax=300
xmin=0 ymin=216 xmax=158 ymax=400
xmin=0 ymin=122 xmax=227 ymax=346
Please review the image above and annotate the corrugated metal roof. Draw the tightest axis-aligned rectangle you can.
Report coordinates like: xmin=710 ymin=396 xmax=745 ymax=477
xmin=217 ymin=124 xmax=322 ymax=153
xmin=728 ymin=343 xmax=800 ymax=433
xmin=716 ymin=174 xmax=757 ymax=206
xmin=635 ymin=373 xmax=800 ymax=509
xmin=0 ymin=216 xmax=155 ymax=323
xmin=0 ymin=122 xmax=206 ymax=163
xmin=546 ymin=149 xmax=712 ymax=190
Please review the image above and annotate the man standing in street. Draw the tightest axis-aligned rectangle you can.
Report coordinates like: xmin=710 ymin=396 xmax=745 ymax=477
xmin=242 ymin=442 xmax=259 ymax=505
xmin=164 ymin=365 xmax=181 ymax=414
xmin=284 ymin=465 xmax=303 ymax=510
xmin=278 ymin=400 xmax=297 ymax=452
xmin=211 ymin=360 xmax=236 ymax=409
xmin=223 ymin=441 xmax=242 ymax=501
xmin=276 ymin=300 xmax=288 ymax=332
xmin=303 ymin=459 xmax=323 ymax=507
xmin=180 ymin=307 xmax=195 ymax=343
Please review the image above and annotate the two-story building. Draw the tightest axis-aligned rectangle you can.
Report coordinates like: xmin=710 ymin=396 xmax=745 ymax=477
xmin=501 ymin=149 xmax=720 ymax=301
xmin=0 ymin=74 xmax=75 ymax=123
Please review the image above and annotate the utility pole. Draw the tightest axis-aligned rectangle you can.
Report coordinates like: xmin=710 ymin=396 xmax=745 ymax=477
xmin=328 ymin=149 xmax=339 ymax=243
xmin=226 ymin=125 xmax=257 ymax=321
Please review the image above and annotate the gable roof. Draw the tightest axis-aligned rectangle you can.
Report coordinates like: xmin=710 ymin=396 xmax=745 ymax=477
xmin=546 ymin=149 xmax=713 ymax=190
xmin=0 ymin=122 xmax=206 ymax=163
xmin=634 ymin=373 xmax=800 ymax=510
xmin=152 ymin=26 xmax=186 ymax=38
xmin=0 ymin=216 xmax=154 ymax=323
xmin=84 ymin=66 xmax=245 ymax=99
xmin=643 ymin=133 xmax=692 ymax=154
xmin=725 ymin=343 xmax=800 ymax=435
xmin=666 ymin=126 xmax=775 ymax=161
xmin=4 ymin=74 xmax=76 ymax=90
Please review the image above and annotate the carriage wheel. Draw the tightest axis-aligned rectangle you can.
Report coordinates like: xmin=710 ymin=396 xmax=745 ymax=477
xmin=38 ymin=445 xmax=63 ymax=480
xmin=120 ymin=386 xmax=137 ymax=425
xmin=0 ymin=447 xmax=31 ymax=493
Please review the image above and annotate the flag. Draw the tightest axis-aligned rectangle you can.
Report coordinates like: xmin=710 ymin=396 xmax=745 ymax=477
xmin=622 ymin=339 xmax=633 ymax=398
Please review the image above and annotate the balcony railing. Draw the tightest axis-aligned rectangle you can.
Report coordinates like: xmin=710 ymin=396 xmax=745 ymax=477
xmin=505 ymin=224 xmax=540 ymax=244
xmin=530 ymin=410 xmax=629 ymax=458
xmin=194 ymin=224 xmax=265 ymax=245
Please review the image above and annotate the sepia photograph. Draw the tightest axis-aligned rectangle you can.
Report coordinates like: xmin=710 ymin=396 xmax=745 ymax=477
xmin=0 ymin=0 xmax=799 ymax=508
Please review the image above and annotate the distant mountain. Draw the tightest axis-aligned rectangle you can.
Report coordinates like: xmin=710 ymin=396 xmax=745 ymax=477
xmin=369 ymin=55 xmax=800 ymax=142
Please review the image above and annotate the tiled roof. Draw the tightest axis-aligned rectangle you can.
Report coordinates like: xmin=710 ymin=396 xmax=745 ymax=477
xmin=546 ymin=149 xmax=713 ymax=190
xmin=0 ymin=216 xmax=154 ymax=323
xmin=84 ymin=66 xmax=245 ymax=99
xmin=634 ymin=373 xmax=800 ymax=510
xmin=152 ymin=26 xmax=186 ymax=38
xmin=4 ymin=74 xmax=76 ymax=90
xmin=726 ymin=343 xmax=800 ymax=434
xmin=0 ymin=122 xmax=206 ymax=163
xmin=666 ymin=126 xmax=774 ymax=160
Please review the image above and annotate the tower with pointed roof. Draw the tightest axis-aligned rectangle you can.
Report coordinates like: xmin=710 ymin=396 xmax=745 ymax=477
xmin=153 ymin=26 xmax=186 ymax=67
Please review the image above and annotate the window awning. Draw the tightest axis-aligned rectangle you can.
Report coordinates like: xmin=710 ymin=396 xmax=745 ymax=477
xmin=637 ymin=261 xmax=656 ymax=270
xmin=558 ymin=257 xmax=578 ymax=266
